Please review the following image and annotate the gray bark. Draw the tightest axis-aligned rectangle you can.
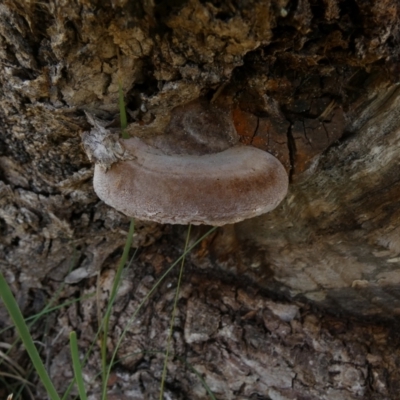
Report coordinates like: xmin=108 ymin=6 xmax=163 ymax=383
xmin=1 ymin=0 xmax=400 ymax=398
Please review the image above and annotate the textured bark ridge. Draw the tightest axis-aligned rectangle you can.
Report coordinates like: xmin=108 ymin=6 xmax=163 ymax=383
xmin=42 ymin=259 xmax=400 ymax=399
xmin=1 ymin=0 xmax=400 ymax=398
xmin=220 ymin=85 xmax=400 ymax=319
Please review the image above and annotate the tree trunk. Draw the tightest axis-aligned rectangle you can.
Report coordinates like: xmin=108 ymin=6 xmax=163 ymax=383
xmin=1 ymin=0 xmax=400 ymax=398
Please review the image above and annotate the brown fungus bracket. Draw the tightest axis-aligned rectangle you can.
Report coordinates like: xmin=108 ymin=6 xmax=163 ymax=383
xmin=89 ymin=99 xmax=288 ymax=226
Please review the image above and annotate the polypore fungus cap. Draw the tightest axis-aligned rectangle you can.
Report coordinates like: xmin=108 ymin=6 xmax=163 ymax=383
xmin=93 ymin=137 xmax=288 ymax=226
xmin=91 ymin=99 xmax=288 ymax=226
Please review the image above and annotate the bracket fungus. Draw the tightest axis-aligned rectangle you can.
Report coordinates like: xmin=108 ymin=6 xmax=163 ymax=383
xmin=90 ymin=99 xmax=288 ymax=226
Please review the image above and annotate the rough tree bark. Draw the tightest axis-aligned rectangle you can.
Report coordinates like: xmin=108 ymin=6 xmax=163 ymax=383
xmin=1 ymin=0 xmax=400 ymax=399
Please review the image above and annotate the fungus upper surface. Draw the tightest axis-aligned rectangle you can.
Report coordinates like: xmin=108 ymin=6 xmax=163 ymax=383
xmin=92 ymin=99 xmax=289 ymax=226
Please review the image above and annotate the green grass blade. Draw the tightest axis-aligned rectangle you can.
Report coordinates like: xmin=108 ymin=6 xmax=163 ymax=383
xmin=175 ymin=356 xmax=217 ymax=400
xmin=61 ymin=249 xmax=138 ymax=400
xmin=159 ymin=225 xmax=192 ymax=399
xmin=101 ymin=218 xmax=135 ymax=395
xmin=0 ymin=272 xmax=61 ymax=400
xmin=102 ymin=226 xmax=217 ymax=399
xmin=62 ymin=248 xmax=138 ymax=400
xmin=13 ymin=365 xmax=36 ymax=400
xmin=106 ymin=219 xmax=135 ymax=320
xmin=0 ymin=248 xmax=78 ymax=338
xmin=69 ymin=332 xmax=88 ymax=400
xmin=0 ymin=294 xmax=95 ymax=336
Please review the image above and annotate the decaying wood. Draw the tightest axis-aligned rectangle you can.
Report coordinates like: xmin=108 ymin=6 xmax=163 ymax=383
xmin=1 ymin=0 xmax=400 ymax=398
